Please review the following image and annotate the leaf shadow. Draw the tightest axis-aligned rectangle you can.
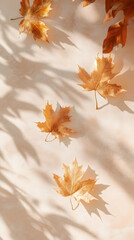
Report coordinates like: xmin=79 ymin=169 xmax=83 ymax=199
xmin=59 ymin=105 xmax=91 ymax=146
xmin=81 ymin=165 xmax=111 ymax=219
xmin=107 ymin=69 xmax=134 ymax=113
xmin=95 ymin=55 xmax=134 ymax=113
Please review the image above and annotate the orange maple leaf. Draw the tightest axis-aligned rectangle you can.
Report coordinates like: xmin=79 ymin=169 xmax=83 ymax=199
xmin=105 ymin=0 xmax=121 ymax=15
xmin=103 ymin=0 xmax=134 ymax=52
xmin=11 ymin=0 xmax=52 ymax=42
xmin=36 ymin=102 xmax=76 ymax=141
xmin=103 ymin=20 xmax=127 ymax=53
xmin=77 ymin=55 xmax=125 ymax=109
xmin=105 ymin=0 xmax=134 ymax=22
xmin=53 ymin=158 xmax=96 ymax=210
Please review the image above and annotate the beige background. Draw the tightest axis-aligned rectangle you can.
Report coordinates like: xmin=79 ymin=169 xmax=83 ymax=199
xmin=0 ymin=0 xmax=134 ymax=239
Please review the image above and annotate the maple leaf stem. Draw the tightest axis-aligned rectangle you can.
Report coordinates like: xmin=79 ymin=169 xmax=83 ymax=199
xmin=11 ymin=17 xmax=24 ymax=21
xmin=94 ymin=91 xmax=98 ymax=110
xmin=45 ymin=133 xmax=56 ymax=142
xmin=70 ymin=196 xmax=79 ymax=210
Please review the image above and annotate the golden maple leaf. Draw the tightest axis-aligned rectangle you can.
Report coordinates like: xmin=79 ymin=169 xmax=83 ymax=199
xmin=77 ymin=55 xmax=125 ymax=109
xmin=36 ymin=102 xmax=76 ymax=141
xmin=11 ymin=0 xmax=52 ymax=42
xmin=53 ymin=158 xmax=96 ymax=210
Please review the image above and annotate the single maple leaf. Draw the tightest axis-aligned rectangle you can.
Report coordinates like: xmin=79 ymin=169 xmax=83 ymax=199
xmin=36 ymin=102 xmax=76 ymax=141
xmin=53 ymin=158 xmax=96 ymax=210
xmin=11 ymin=0 xmax=52 ymax=42
xmin=103 ymin=20 xmax=127 ymax=53
xmin=77 ymin=55 xmax=125 ymax=109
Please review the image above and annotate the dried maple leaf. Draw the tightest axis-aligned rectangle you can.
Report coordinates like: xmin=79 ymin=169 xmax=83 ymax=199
xmin=11 ymin=0 xmax=52 ymax=42
xmin=103 ymin=20 xmax=127 ymax=53
xmin=77 ymin=55 xmax=125 ymax=109
xmin=105 ymin=0 xmax=134 ymax=22
xmin=36 ymin=102 xmax=76 ymax=141
xmin=105 ymin=0 xmax=122 ymax=16
xmin=53 ymin=158 xmax=96 ymax=210
xmin=103 ymin=0 xmax=134 ymax=52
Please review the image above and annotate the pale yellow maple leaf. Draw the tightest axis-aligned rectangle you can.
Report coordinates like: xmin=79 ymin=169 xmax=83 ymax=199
xmin=53 ymin=159 xmax=96 ymax=210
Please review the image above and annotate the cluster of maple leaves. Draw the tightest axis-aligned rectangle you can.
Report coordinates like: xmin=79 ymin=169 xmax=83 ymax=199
xmin=10 ymin=0 xmax=133 ymax=209
xmin=103 ymin=0 xmax=134 ymax=53
xmin=12 ymin=0 xmax=134 ymax=51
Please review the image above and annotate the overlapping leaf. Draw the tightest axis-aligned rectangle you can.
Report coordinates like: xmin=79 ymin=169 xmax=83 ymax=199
xmin=105 ymin=0 xmax=134 ymax=22
xmin=103 ymin=0 xmax=134 ymax=52
xmin=86 ymin=0 xmax=134 ymax=52
xmin=103 ymin=20 xmax=127 ymax=53
xmin=36 ymin=102 xmax=76 ymax=141
xmin=53 ymin=159 xmax=96 ymax=209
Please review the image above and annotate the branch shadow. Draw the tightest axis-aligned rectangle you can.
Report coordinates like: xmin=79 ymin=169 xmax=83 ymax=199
xmin=44 ymin=213 xmax=100 ymax=240
xmin=0 ymin=167 xmax=100 ymax=240
xmin=81 ymin=118 xmax=134 ymax=201
xmin=50 ymin=0 xmax=107 ymax=47
xmin=0 ymin=90 xmax=41 ymax=164
xmin=0 ymin=0 xmax=89 ymax=161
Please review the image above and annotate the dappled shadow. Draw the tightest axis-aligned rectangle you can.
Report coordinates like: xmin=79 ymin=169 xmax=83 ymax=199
xmin=0 ymin=89 xmax=41 ymax=163
xmin=0 ymin=0 xmax=89 ymax=161
xmin=0 ymin=167 xmax=99 ymax=240
xmin=44 ymin=213 xmax=100 ymax=240
xmin=80 ymin=118 xmax=134 ymax=201
xmin=0 ymin=168 xmax=45 ymax=240
xmin=51 ymin=0 xmax=107 ymax=47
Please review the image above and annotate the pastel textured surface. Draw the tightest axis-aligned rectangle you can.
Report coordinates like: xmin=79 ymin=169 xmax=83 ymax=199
xmin=0 ymin=0 xmax=134 ymax=240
